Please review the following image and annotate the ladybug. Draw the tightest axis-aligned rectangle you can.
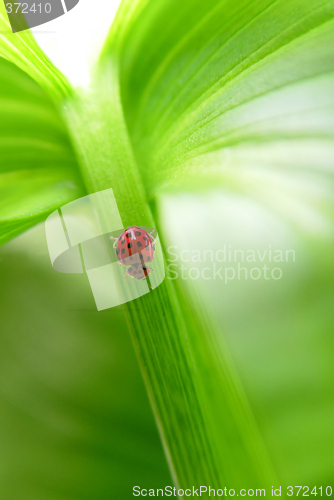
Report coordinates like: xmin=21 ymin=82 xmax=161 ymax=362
xmin=110 ymin=226 xmax=156 ymax=267
xmin=126 ymin=263 xmax=153 ymax=281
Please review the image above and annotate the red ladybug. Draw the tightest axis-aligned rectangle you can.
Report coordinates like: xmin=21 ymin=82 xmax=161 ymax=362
xmin=126 ymin=263 xmax=153 ymax=281
xmin=110 ymin=226 xmax=156 ymax=266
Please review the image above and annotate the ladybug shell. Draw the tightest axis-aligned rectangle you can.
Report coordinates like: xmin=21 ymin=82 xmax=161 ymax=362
xmin=126 ymin=263 xmax=152 ymax=280
xmin=116 ymin=226 xmax=154 ymax=266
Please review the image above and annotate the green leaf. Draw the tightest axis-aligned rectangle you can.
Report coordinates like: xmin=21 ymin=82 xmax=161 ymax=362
xmin=107 ymin=0 xmax=334 ymax=204
xmin=0 ymin=2 xmax=70 ymax=102
xmin=0 ymin=58 xmax=84 ymax=246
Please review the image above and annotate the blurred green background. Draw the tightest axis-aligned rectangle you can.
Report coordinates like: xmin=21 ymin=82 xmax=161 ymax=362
xmin=0 ymin=224 xmax=171 ymax=499
xmin=159 ymin=191 xmax=334 ymax=489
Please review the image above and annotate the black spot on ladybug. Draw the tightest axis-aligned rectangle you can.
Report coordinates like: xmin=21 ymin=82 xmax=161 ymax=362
xmin=122 ymin=259 xmax=126 ymax=264
xmin=116 ymin=249 xmax=119 ymax=254
xmin=133 ymin=270 xmax=137 ymax=275
xmin=121 ymin=248 xmax=125 ymax=254
xmin=147 ymin=256 xmax=151 ymax=261
xmin=137 ymin=241 xmax=142 ymax=248
xmin=135 ymin=231 xmax=141 ymax=236
xmin=126 ymin=233 xmax=132 ymax=238
xmin=143 ymin=236 xmax=147 ymax=241
xmin=128 ymin=243 xmax=132 ymax=249
xmin=121 ymin=239 xmax=125 ymax=244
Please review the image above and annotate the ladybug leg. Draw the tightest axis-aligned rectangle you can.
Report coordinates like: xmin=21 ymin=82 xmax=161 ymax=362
xmin=141 ymin=275 xmax=152 ymax=288
xmin=149 ymin=230 xmax=157 ymax=244
xmin=109 ymin=236 xmax=118 ymax=249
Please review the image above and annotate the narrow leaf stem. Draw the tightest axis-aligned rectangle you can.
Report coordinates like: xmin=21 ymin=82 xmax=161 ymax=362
xmin=64 ymin=59 xmax=276 ymax=492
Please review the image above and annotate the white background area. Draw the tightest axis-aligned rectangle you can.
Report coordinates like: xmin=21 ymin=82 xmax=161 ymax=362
xmin=33 ymin=0 xmax=122 ymax=87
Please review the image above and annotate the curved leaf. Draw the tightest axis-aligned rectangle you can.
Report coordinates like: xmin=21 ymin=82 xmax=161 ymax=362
xmin=0 ymin=58 xmax=84 ymax=246
xmin=106 ymin=0 xmax=334 ymax=208
xmin=0 ymin=1 xmax=70 ymax=102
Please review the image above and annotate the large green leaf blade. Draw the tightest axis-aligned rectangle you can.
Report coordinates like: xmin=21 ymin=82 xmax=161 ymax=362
xmin=106 ymin=0 xmax=334 ymax=204
xmin=0 ymin=58 xmax=84 ymax=246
